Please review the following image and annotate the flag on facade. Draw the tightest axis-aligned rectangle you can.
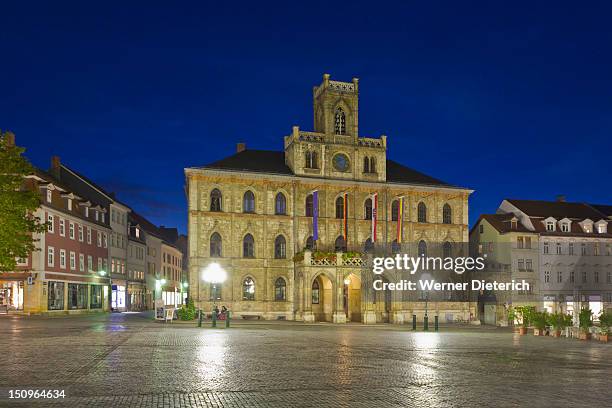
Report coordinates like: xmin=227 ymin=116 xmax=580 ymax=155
xmin=397 ymin=196 xmax=403 ymax=243
xmin=313 ymin=190 xmax=319 ymax=241
xmin=371 ymin=192 xmax=378 ymax=242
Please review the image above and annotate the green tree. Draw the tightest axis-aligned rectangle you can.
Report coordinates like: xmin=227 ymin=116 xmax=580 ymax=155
xmin=0 ymin=131 xmax=47 ymax=272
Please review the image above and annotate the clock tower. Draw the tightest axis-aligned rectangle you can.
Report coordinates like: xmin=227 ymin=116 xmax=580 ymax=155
xmin=284 ymin=74 xmax=387 ymax=182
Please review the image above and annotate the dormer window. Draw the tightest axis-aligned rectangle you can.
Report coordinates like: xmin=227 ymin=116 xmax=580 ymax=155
xmin=85 ymin=207 xmax=89 ymax=218
xmin=101 ymin=213 xmax=105 ymax=223
xmin=511 ymin=220 xmax=517 ymax=229
xmin=135 ymin=228 xmax=140 ymax=238
xmin=334 ymin=107 xmax=346 ymax=135
xmin=46 ymin=189 xmax=52 ymax=203
xmin=67 ymin=199 xmax=72 ymax=211
xmin=546 ymin=221 xmax=555 ymax=231
xmin=561 ymin=223 xmax=569 ymax=232
xmin=598 ymin=224 xmax=605 ymax=234
xmin=95 ymin=210 xmax=99 ymax=221
xmin=584 ymin=224 xmax=592 ymax=233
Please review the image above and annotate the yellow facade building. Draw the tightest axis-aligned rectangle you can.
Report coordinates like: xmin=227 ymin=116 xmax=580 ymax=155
xmin=185 ymin=74 xmax=473 ymax=323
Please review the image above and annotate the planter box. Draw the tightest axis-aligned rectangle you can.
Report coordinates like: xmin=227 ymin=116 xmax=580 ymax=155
xmin=519 ymin=327 xmax=528 ymax=335
xmin=579 ymin=332 xmax=591 ymax=340
xmin=600 ymin=333 xmax=609 ymax=343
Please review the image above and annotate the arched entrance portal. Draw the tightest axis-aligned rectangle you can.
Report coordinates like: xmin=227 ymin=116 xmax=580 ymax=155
xmin=343 ymin=274 xmax=362 ymax=322
xmin=312 ymin=274 xmax=333 ymax=322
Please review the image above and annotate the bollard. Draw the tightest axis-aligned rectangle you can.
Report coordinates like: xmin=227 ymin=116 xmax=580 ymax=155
xmin=434 ymin=315 xmax=439 ymax=332
xmin=412 ymin=314 xmax=417 ymax=331
xmin=424 ymin=315 xmax=429 ymax=331
xmin=212 ymin=309 xmax=217 ymax=328
xmin=198 ymin=309 xmax=203 ymax=327
xmin=225 ymin=310 xmax=231 ymax=328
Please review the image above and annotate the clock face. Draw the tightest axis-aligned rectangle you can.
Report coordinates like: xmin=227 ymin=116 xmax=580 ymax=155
xmin=333 ymin=153 xmax=350 ymax=172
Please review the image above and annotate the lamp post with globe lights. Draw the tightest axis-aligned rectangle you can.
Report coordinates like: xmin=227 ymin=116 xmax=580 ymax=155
xmin=200 ymin=263 xmax=227 ymax=327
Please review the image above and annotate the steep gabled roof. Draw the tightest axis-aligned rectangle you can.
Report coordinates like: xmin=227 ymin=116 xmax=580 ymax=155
xmin=195 ymin=149 xmax=454 ymax=187
xmin=506 ymin=199 xmax=606 ymax=220
xmin=199 ymin=150 xmax=292 ymax=175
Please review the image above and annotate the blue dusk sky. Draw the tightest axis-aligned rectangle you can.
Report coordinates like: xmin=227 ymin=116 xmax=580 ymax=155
xmin=2 ymin=1 xmax=611 ymax=233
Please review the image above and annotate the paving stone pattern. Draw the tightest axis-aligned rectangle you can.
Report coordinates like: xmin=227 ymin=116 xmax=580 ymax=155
xmin=0 ymin=313 xmax=610 ymax=407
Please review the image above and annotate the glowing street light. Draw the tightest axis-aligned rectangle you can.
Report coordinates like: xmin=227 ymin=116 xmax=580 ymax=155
xmin=202 ymin=262 xmax=227 ymax=284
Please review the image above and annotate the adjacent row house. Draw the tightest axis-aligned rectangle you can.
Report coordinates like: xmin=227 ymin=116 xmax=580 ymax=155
xmin=470 ymin=197 xmax=612 ymax=325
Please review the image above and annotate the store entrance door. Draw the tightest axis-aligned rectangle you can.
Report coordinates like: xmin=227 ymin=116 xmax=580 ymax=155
xmin=0 ymin=281 xmax=24 ymax=312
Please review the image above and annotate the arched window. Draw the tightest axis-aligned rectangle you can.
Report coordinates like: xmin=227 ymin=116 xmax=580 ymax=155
xmin=443 ymin=204 xmax=452 ymax=224
xmin=335 ymin=236 xmax=347 ymax=252
xmin=242 ymin=277 xmax=255 ymax=301
xmin=210 ymin=232 xmax=222 ymax=257
xmin=363 ymin=156 xmax=370 ymax=173
xmin=418 ymin=202 xmax=427 ymax=223
xmin=305 ymin=194 xmax=314 ymax=217
xmin=274 ymin=235 xmax=286 ymax=259
xmin=243 ymin=191 xmax=255 ymax=213
xmin=335 ymin=196 xmax=345 ymax=219
xmin=443 ymin=241 xmax=452 ymax=258
xmin=275 ymin=192 xmax=287 ymax=215
xmin=210 ymin=189 xmax=222 ymax=212
xmin=312 ymin=279 xmax=320 ymax=304
xmin=364 ymin=238 xmax=374 ymax=253
xmin=335 ymin=107 xmax=346 ymax=135
xmin=370 ymin=157 xmax=376 ymax=173
xmin=364 ymin=198 xmax=373 ymax=220
xmin=243 ymin=234 xmax=254 ymax=258
xmin=391 ymin=239 xmax=401 ymax=254
xmin=305 ymin=151 xmax=318 ymax=169
xmin=391 ymin=200 xmax=400 ymax=221
xmin=418 ymin=240 xmax=427 ymax=257
xmin=306 ymin=236 xmax=314 ymax=250
xmin=274 ymin=277 xmax=286 ymax=301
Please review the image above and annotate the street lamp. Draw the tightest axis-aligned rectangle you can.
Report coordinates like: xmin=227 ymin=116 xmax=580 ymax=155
xmin=201 ymin=263 xmax=227 ymax=327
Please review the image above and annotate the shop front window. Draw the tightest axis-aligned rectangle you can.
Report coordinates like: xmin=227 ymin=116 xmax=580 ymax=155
xmin=90 ymin=285 xmax=103 ymax=309
xmin=48 ymin=281 xmax=65 ymax=310
xmin=68 ymin=284 xmax=88 ymax=309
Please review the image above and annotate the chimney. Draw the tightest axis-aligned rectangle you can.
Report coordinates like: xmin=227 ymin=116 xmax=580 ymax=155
xmin=556 ymin=195 xmax=566 ymax=203
xmin=236 ymin=142 xmax=246 ymax=153
xmin=4 ymin=131 xmax=15 ymax=146
xmin=50 ymin=156 xmax=61 ymax=178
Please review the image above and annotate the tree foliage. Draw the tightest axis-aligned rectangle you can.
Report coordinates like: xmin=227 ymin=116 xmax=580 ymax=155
xmin=0 ymin=131 xmax=47 ymax=272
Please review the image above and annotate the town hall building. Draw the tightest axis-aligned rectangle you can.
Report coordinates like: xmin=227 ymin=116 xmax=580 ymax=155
xmin=185 ymin=74 xmax=473 ymax=323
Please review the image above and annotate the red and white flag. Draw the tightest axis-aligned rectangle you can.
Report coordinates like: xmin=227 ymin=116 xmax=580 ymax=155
xmin=371 ymin=193 xmax=378 ymax=242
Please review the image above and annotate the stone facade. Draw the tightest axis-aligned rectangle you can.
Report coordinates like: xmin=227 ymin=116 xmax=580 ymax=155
xmin=186 ymin=74 xmax=473 ymax=323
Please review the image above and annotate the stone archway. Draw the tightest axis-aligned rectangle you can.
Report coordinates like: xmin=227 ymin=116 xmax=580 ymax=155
xmin=312 ymin=274 xmax=333 ymax=322
xmin=343 ymin=274 xmax=361 ymax=322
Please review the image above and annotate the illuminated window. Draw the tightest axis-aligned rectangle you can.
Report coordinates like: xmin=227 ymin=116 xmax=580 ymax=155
xmin=242 ymin=277 xmax=255 ymax=301
xmin=334 ymin=107 xmax=346 ymax=135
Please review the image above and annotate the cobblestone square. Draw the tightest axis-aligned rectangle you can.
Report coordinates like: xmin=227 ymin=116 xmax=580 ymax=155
xmin=1 ymin=313 xmax=610 ymax=407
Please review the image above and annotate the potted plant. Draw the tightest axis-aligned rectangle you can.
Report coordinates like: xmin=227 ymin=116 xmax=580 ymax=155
xmin=532 ymin=311 xmax=549 ymax=336
xmin=598 ymin=311 xmax=610 ymax=343
xmin=578 ymin=308 xmax=593 ymax=340
xmin=549 ymin=312 xmax=572 ymax=337
xmin=514 ymin=306 xmax=535 ymax=335
xmin=507 ymin=307 xmax=517 ymax=331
